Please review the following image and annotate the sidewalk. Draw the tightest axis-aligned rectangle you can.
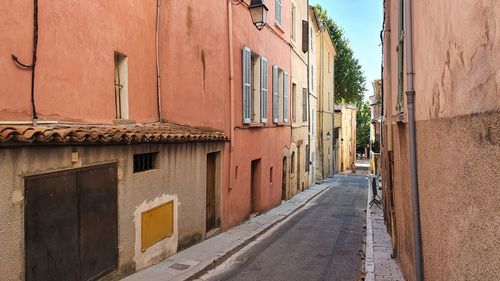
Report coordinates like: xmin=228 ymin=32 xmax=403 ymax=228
xmin=364 ymin=177 xmax=405 ymax=281
xmin=122 ymin=181 xmax=332 ymax=281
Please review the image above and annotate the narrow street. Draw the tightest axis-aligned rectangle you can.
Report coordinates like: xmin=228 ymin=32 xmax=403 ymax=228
xmin=200 ymin=176 xmax=368 ymax=281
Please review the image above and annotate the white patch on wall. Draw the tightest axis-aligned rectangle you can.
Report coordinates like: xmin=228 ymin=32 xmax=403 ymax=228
xmin=133 ymin=193 xmax=179 ymax=271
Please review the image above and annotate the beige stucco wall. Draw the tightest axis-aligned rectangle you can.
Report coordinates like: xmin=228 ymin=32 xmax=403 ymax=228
xmin=290 ymin=0 xmax=310 ymax=194
xmin=382 ymin=0 xmax=500 ymax=280
xmin=0 ymin=142 xmax=224 ymax=280
xmin=315 ymin=28 xmax=336 ymax=180
xmin=337 ymin=106 xmax=357 ymax=172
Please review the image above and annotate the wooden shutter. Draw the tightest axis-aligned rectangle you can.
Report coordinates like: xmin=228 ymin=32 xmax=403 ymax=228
xmin=243 ymin=47 xmax=252 ymax=124
xmin=260 ymin=57 xmax=268 ymax=123
xmin=302 ymin=20 xmax=309 ymax=53
xmin=283 ymin=71 xmax=289 ymax=123
xmin=302 ymin=88 xmax=308 ymax=122
xmin=273 ymin=65 xmax=279 ymax=123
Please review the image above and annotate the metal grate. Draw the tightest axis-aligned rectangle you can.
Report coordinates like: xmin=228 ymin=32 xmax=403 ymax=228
xmin=133 ymin=152 xmax=157 ymax=173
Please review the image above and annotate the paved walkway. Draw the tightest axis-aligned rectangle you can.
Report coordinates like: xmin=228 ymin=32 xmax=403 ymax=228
xmin=122 ymin=182 xmax=332 ymax=281
xmin=364 ymin=177 xmax=405 ymax=281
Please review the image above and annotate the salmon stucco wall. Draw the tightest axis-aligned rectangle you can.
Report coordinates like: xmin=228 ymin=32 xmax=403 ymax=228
xmin=227 ymin=0 xmax=292 ymax=227
xmin=0 ymin=1 xmax=158 ymax=123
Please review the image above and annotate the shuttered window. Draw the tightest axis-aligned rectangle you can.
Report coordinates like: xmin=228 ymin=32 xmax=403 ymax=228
xmin=396 ymin=0 xmax=404 ymax=114
xmin=283 ymin=71 xmax=289 ymax=123
xmin=243 ymin=47 xmax=252 ymax=124
xmin=273 ymin=65 xmax=279 ymax=123
xmin=260 ymin=57 xmax=269 ymax=123
xmin=275 ymin=0 xmax=282 ymax=25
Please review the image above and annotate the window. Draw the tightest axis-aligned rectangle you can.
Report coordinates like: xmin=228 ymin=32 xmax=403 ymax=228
xmin=242 ymin=47 xmax=268 ymax=124
xmin=270 ymin=167 xmax=273 ymax=183
xmin=114 ymin=52 xmax=128 ymax=119
xmin=311 ymin=65 xmax=314 ymax=91
xmin=133 ymin=152 xmax=158 ymax=173
xmin=272 ymin=65 xmax=289 ymax=124
xmin=311 ymin=108 xmax=315 ymax=135
xmin=275 ymin=0 xmax=282 ymax=25
xmin=302 ymin=88 xmax=308 ymax=122
xmin=328 ymin=52 xmax=331 ymax=73
xmin=310 ymin=27 xmax=313 ymax=52
xmin=292 ymin=83 xmax=297 ymax=122
xmin=291 ymin=4 xmax=297 ymax=41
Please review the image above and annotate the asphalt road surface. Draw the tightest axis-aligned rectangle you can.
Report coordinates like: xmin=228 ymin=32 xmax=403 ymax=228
xmin=200 ymin=175 xmax=368 ymax=281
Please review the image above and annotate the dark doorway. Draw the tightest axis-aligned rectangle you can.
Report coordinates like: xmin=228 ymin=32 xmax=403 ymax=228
xmin=282 ymin=157 xmax=287 ymax=200
xmin=25 ymin=164 xmax=118 ymax=281
xmin=206 ymin=152 xmax=218 ymax=232
xmin=250 ymin=159 xmax=261 ymax=213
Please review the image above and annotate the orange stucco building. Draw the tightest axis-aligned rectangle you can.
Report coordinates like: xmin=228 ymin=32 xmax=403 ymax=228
xmin=0 ymin=1 xmax=293 ymax=279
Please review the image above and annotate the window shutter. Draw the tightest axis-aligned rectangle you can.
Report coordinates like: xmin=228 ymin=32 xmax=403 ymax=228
xmin=260 ymin=57 xmax=268 ymax=123
xmin=283 ymin=71 xmax=289 ymax=123
xmin=273 ymin=65 xmax=279 ymax=123
xmin=275 ymin=0 xmax=282 ymax=24
xmin=243 ymin=47 xmax=252 ymax=124
xmin=302 ymin=88 xmax=307 ymax=122
xmin=302 ymin=20 xmax=309 ymax=53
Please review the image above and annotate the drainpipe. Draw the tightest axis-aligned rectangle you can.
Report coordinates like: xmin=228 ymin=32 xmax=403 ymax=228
xmin=227 ymin=0 xmax=235 ymax=227
xmin=306 ymin=2 xmax=311 ymax=186
xmin=155 ymin=0 xmax=162 ymax=121
xmin=404 ymin=0 xmax=423 ymax=280
xmin=11 ymin=0 xmax=39 ymax=126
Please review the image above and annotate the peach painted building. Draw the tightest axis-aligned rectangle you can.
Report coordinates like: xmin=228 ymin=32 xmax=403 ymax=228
xmin=381 ymin=0 xmax=500 ymax=280
xmin=0 ymin=0 xmax=293 ymax=280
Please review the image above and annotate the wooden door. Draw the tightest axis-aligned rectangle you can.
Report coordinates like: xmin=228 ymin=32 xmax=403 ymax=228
xmin=206 ymin=153 xmax=217 ymax=231
xmin=25 ymin=164 xmax=118 ymax=281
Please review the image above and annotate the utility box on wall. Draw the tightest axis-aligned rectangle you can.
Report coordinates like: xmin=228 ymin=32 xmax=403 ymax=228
xmin=141 ymin=201 xmax=174 ymax=251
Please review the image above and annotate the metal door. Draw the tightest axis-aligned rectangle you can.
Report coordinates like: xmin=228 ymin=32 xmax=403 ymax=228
xmin=79 ymin=164 xmax=118 ymax=281
xmin=25 ymin=171 xmax=79 ymax=281
xmin=25 ymin=164 xmax=118 ymax=281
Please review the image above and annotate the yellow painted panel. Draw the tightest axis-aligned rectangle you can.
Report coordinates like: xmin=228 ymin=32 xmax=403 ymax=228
xmin=141 ymin=201 xmax=174 ymax=251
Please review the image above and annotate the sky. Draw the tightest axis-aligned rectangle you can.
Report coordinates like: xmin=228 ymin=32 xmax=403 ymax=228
xmin=310 ymin=0 xmax=383 ymax=100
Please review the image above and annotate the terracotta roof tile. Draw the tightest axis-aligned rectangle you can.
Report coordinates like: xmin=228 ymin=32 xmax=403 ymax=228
xmin=0 ymin=122 xmax=228 ymax=146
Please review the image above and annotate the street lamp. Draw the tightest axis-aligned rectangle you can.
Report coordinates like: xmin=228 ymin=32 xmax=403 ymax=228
xmin=248 ymin=0 xmax=268 ymax=30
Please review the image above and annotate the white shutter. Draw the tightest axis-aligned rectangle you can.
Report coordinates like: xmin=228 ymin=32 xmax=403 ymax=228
xmin=283 ymin=71 xmax=289 ymax=123
xmin=275 ymin=0 xmax=282 ymax=24
xmin=272 ymin=65 xmax=279 ymax=123
xmin=242 ymin=47 xmax=251 ymax=124
xmin=260 ymin=57 xmax=268 ymax=123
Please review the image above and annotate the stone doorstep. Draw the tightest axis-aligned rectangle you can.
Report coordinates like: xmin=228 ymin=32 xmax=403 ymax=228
xmin=122 ymin=183 xmax=332 ymax=281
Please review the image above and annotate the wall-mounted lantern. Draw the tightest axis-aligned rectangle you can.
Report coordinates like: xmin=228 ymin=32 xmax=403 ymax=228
xmin=326 ymin=132 xmax=331 ymax=141
xmin=248 ymin=0 xmax=268 ymax=30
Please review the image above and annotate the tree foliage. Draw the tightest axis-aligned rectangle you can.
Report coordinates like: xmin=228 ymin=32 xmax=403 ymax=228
xmin=356 ymin=101 xmax=371 ymax=152
xmin=315 ymin=5 xmax=367 ymax=105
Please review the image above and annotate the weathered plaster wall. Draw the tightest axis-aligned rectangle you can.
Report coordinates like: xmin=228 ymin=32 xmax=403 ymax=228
xmin=383 ymin=0 xmax=500 ymax=280
xmin=0 ymin=142 xmax=223 ymax=280
xmin=416 ymin=112 xmax=500 ymax=281
xmin=0 ymin=1 xmax=158 ymax=123
xmin=413 ymin=0 xmax=500 ymax=121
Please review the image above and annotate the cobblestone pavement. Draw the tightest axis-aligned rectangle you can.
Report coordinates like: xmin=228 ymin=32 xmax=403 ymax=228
xmin=364 ymin=177 xmax=405 ymax=281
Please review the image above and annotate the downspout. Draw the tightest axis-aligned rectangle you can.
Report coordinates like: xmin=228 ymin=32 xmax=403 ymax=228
xmin=306 ymin=3 xmax=311 ymax=186
xmin=155 ymin=0 xmax=162 ymax=121
xmin=227 ymin=0 xmax=235 ymax=226
xmin=12 ymin=0 xmax=39 ymax=125
xmin=404 ymin=0 xmax=423 ymax=280
xmin=319 ymin=29 xmax=324 ymax=179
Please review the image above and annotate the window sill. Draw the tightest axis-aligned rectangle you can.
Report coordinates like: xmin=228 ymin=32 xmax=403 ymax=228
xmin=248 ymin=122 xmax=265 ymax=128
xmin=274 ymin=21 xmax=285 ymax=33
xmin=114 ymin=119 xmax=135 ymax=125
